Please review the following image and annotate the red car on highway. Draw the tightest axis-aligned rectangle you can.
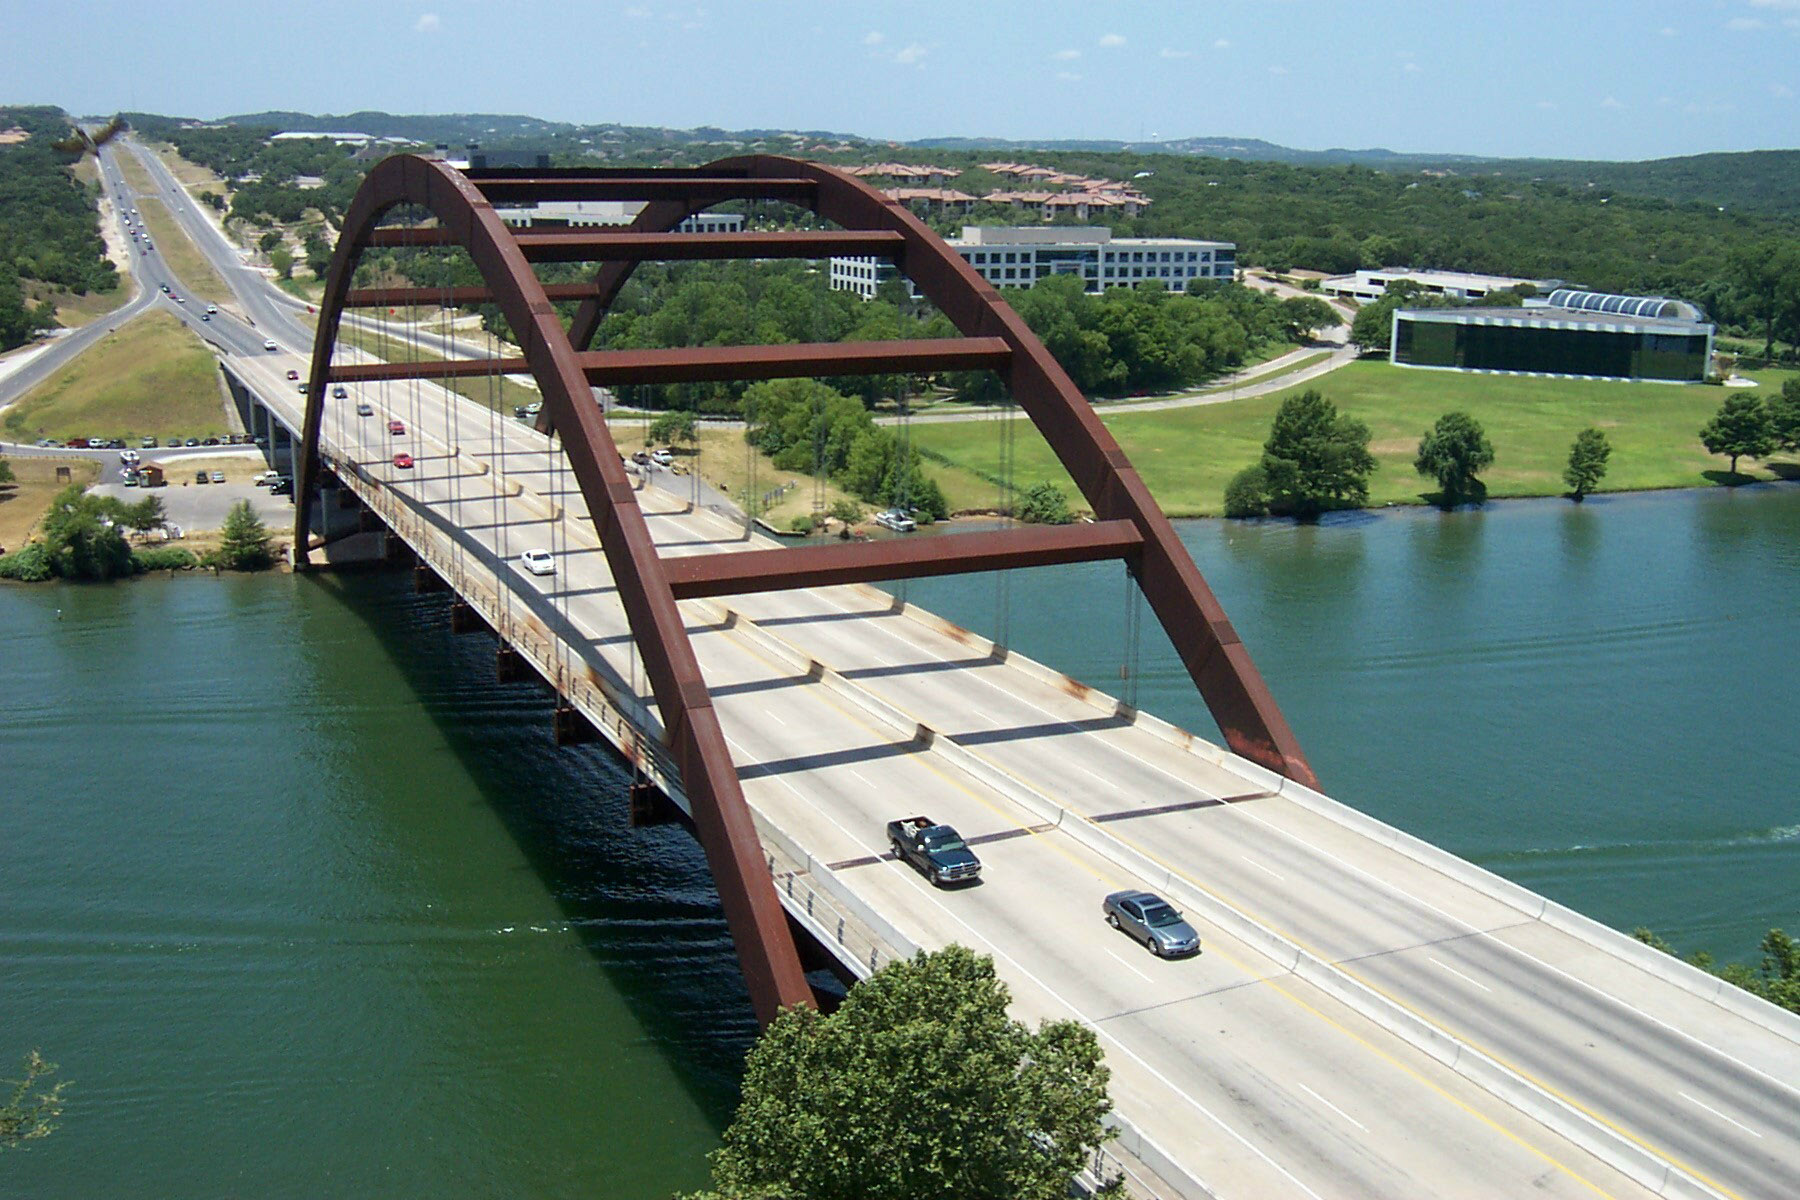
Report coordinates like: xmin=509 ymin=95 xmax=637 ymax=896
xmin=393 ymin=453 xmax=414 ymax=469
xmin=388 ymin=419 xmax=406 ymax=435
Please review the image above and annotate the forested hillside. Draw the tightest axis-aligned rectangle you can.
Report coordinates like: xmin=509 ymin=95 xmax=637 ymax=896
xmin=0 ymin=106 xmax=117 ymax=351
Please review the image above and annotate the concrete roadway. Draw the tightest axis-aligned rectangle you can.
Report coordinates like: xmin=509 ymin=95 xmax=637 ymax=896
xmin=156 ymin=146 xmax=1800 ymax=1198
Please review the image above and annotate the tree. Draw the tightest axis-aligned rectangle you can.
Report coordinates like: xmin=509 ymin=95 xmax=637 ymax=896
xmin=1347 ymin=279 xmax=1425 ymax=353
xmin=1415 ymin=411 xmax=1495 ymax=508
xmin=216 ymin=499 xmax=273 ymax=570
xmin=1766 ymin=379 xmax=1800 ymax=453
xmin=38 ymin=484 xmax=133 ymax=579
xmin=1698 ymin=393 xmax=1776 ymax=477
xmin=1727 ymin=239 xmax=1800 ymax=359
xmin=689 ymin=946 xmax=1114 ymax=1200
xmin=1277 ymin=295 xmax=1341 ymax=342
xmin=258 ymin=230 xmax=283 ymax=254
xmin=1016 ymin=481 xmax=1072 ymax=525
xmin=2 ymin=1050 xmax=66 ymax=1150
xmin=1562 ymin=427 xmax=1612 ymax=501
xmin=1258 ymin=389 xmax=1377 ymax=520
xmin=648 ymin=409 xmax=698 ymax=447
xmin=122 ymin=494 xmax=166 ymax=537
xmin=1222 ymin=463 xmax=1269 ymax=518
xmin=0 ymin=456 xmax=13 ymax=485
xmin=269 ymin=248 xmax=294 ymax=280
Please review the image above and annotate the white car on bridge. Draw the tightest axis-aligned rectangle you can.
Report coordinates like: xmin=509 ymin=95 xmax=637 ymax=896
xmin=520 ymin=549 xmax=555 ymax=577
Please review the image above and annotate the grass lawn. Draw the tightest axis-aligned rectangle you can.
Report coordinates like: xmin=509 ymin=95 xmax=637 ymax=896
xmin=0 ymin=456 xmax=100 ymax=551
xmin=27 ymin=279 xmax=131 ymax=329
xmin=911 ymin=360 xmax=1800 ymax=517
xmin=2 ymin=311 xmax=228 ymax=443
xmin=152 ymin=143 xmax=227 ymax=198
xmin=134 ymin=195 xmax=233 ymax=308
xmin=659 ymin=424 xmax=867 ymax=527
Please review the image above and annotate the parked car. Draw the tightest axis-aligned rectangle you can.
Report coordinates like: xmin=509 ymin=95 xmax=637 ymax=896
xmin=202 ymin=437 xmax=220 ymax=446
xmin=887 ymin=816 xmax=982 ymax=886
xmin=1102 ymin=890 xmax=1201 ymax=958
xmin=121 ymin=472 xmax=139 ymax=487
xmin=184 ymin=437 xmax=199 ymax=447
xmin=392 ymin=453 xmax=414 ymax=469
xmin=195 ymin=470 xmax=209 ymax=485
xmin=650 ymin=448 xmax=673 ymax=467
xmin=297 ymin=383 xmax=306 ymax=394
xmin=630 ymin=450 xmax=650 ymax=465
xmin=210 ymin=470 xmax=226 ymax=484
xmin=268 ymin=476 xmax=293 ymax=495
xmin=140 ymin=436 xmax=158 ymax=449
xmin=387 ymin=419 xmax=405 ymax=435
xmin=355 ymin=402 xmax=373 ymax=417
xmin=520 ymin=548 xmax=555 ymax=576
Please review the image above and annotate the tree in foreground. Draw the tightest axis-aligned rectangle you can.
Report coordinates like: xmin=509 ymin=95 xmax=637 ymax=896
xmin=689 ymin=946 xmax=1115 ymax=1200
xmin=1765 ymin=379 xmax=1800 ymax=455
xmin=0 ymin=456 xmax=14 ymax=486
xmin=1255 ymin=389 xmax=1376 ymax=520
xmin=38 ymin=484 xmax=133 ymax=580
xmin=1016 ymin=481 xmax=1073 ymax=525
xmin=1 ymin=1050 xmax=67 ymax=1151
xmin=215 ymin=499 xmax=273 ymax=570
xmin=1414 ymin=411 xmax=1495 ymax=509
xmin=1562 ymin=427 xmax=1612 ymax=502
xmin=1698 ymin=393 xmax=1775 ymax=478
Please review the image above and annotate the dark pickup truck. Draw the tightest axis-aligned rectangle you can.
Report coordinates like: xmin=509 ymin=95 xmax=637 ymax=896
xmin=886 ymin=816 xmax=982 ymax=886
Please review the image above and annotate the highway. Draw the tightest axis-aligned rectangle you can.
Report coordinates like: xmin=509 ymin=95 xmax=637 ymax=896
xmin=107 ymin=134 xmax=1800 ymax=1199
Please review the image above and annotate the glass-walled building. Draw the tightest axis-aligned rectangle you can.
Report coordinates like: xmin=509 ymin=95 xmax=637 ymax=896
xmin=1391 ymin=296 xmax=1713 ymax=384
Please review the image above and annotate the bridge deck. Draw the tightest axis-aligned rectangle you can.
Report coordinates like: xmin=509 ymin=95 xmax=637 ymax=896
xmin=230 ymin=348 xmax=1800 ymax=1200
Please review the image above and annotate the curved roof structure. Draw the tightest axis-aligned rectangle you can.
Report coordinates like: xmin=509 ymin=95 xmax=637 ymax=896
xmin=1546 ymin=290 xmax=1705 ymax=322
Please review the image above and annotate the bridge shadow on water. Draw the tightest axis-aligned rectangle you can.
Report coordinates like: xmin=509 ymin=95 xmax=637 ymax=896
xmin=302 ymin=566 xmax=757 ymax=1129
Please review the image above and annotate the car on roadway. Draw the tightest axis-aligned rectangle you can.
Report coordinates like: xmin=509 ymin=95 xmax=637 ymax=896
xmin=387 ymin=419 xmax=406 ymax=436
xmin=887 ymin=816 xmax=982 ymax=886
xmin=285 ymin=369 xmax=300 ymax=380
xmin=262 ymin=339 xmax=278 ymax=352
xmin=1102 ymin=890 xmax=1201 ymax=958
xmin=210 ymin=470 xmax=226 ymax=484
xmin=520 ymin=548 xmax=555 ymax=576
xmin=201 ymin=313 xmax=210 ymax=322
xmin=332 ymin=385 xmax=348 ymax=400
xmin=205 ymin=304 xmax=217 ymax=314
xmin=118 ymin=448 xmax=139 ymax=464
xmin=296 ymin=383 xmax=306 ymax=394
xmin=392 ymin=452 xmax=414 ymax=469
xmin=630 ymin=449 xmax=651 ymax=466
xmin=159 ymin=283 xmax=170 ymax=294
xmin=356 ymin=402 xmax=374 ymax=417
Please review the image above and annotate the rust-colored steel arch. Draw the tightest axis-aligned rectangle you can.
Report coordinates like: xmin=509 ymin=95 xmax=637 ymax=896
xmin=293 ymin=155 xmax=813 ymax=1024
xmin=292 ymin=154 xmax=1317 ymax=1023
xmin=557 ymin=155 xmax=1318 ymax=790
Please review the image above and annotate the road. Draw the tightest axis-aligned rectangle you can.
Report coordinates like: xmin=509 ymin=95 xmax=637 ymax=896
xmin=125 ymin=132 xmax=1800 ymax=1199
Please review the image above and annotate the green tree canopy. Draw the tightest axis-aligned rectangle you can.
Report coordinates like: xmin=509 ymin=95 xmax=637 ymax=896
xmin=1277 ymin=295 xmax=1342 ymax=342
xmin=38 ymin=484 xmax=133 ymax=579
xmin=1415 ymin=411 xmax=1496 ymax=508
xmin=216 ymin=499 xmax=273 ymax=570
xmin=691 ymin=946 xmax=1113 ymax=1200
xmin=1563 ymin=427 xmax=1612 ymax=501
xmin=1765 ymin=379 xmax=1800 ymax=453
xmin=1016 ymin=481 xmax=1073 ymax=525
xmin=1699 ymin=393 xmax=1776 ymax=476
xmin=1257 ymin=389 xmax=1377 ymax=520
xmin=648 ymin=409 xmax=698 ymax=446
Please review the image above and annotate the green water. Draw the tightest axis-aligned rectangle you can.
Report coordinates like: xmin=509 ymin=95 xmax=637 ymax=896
xmin=3 ymin=484 xmax=1798 ymax=1196
xmin=1 ymin=573 xmax=742 ymax=1198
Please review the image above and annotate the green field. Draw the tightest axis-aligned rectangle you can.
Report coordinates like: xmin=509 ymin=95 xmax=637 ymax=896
xmin=134 ymin=195 xmax=233 ymax=308
xmin=2 ymin=311 xmax=228 ymax=442
xmin=912 ymin=360 xmax=1800 ymax=517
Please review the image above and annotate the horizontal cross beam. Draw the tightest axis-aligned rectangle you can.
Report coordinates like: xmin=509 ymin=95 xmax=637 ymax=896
xmin=664 ymin=521 xmax=1144 ymax=600
xmin=343 ymin=282 xmax=606 ymax=307
xmin=467 ymin=175 xmax=818 ymax=204
xmin=327 ymin=337 xmax=1011 ymax=387
xmin=364 ymin=227 xmax=904 ymax=262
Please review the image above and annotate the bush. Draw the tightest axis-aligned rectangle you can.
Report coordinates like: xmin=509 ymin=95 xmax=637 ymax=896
xmin=131 ymin=546 xmax=197 ymax=572
xmin=0 ymin=542 xmax=53 ymax=581
xmin=1016 ymin=481 xmax=1072 ymax=525
xmin=828 ymin=498 xmax=863 ymax=524
xmin=1223 ymin=464 xmax=1270 ymax=518
xmin=786 ymin=513 xmax=819 ymax=534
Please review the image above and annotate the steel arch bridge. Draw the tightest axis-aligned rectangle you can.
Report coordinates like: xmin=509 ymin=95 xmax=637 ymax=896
xmin=293 ymin=154 xmax=1315 ymax=1023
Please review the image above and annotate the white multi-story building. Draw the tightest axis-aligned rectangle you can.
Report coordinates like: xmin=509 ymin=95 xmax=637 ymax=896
xmin=491 ymin=199 xmax=743 ymax=234
xmin=829 ymin=225 xmax=1235 ymax=299
xmin=1320 ymin=267 xmax=1560 ymax=305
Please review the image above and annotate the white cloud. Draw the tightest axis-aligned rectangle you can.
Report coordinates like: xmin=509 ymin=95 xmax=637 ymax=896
xmin=863 ymin=30 xmax=884 ymax=45
xmin=1600 ymin=95 xmax=1625 ymax=110
xmin=1684 ymin=101 xmax=1735 ymax=115
xmin=1658 ymin=25 xmax=1676 ymax=36
xmin=1052 ymin=48 xmax=1081 ymax=60
xmin=893 ymin=42 xmax=928 ymax=66
xmin=1656 ymin=95 xmax=1675 ymax=106
xmin=1403 ymin=61 xmax=1422 ymax=74
xmin=1098 ymin=33 xmax=1126 ymax=47
xmin=1773 ymin=82 xmax=1796 ymax=98
xmin=1727 ymin=17 xmax=1766 ymax=30
xmin=1056 ymin=71 xmax=1083 ymax=82
xmin=413 ymin=12 xmax=440 ymax=32
xmin=623 ymin=5 xmax=650 ymax=16
xmin=1213 ymin=38 xmax=1232 ymax=49
xmin=1268 ymin=64 xmax=1289 ymax=75
xmin=1159 ymin=48 xmax=1193 ymax=59
xmin=1536 ymin=100 xmax=1557 ymax=110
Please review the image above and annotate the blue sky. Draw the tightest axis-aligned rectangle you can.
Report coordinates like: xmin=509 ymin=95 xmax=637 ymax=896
xmin=16 ymin=0 xmax=1800 ymax=160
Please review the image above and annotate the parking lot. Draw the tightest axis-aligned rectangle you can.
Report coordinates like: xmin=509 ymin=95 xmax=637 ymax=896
xmin=89 ymin=452 xmax=293 ymax=533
